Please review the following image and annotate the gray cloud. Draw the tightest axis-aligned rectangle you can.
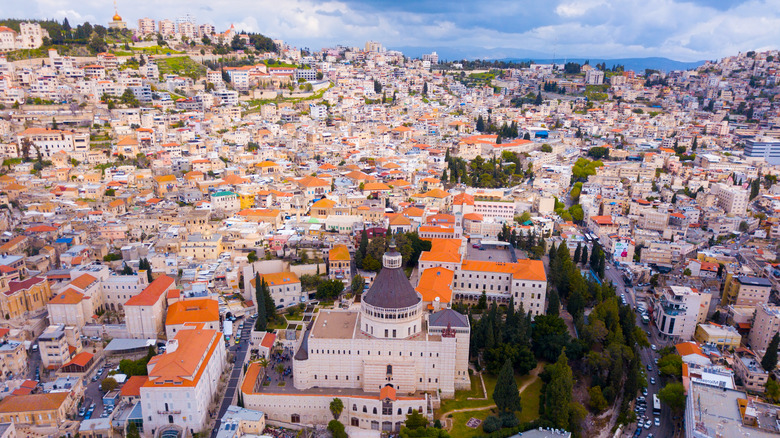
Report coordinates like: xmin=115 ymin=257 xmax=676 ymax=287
xmin=2 ymin=0 xmax=778 ymax=61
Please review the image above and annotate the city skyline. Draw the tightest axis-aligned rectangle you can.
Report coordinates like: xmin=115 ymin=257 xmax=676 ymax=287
xmin=2 ymin=0 xmax=780 ymax=61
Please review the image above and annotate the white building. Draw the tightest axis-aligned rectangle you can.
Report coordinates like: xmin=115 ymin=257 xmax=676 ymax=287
xmin=124 ymin=275 xmax=175 ymax=340
xmin=654 ymin=286 xmax=711 ymax=342
xmin=140 ymin=327 xmax=226 ymax=435
xmin=711 ymin=182 xmax=748 ymax=216
xmin=241 ymin=242 xmax=470 ymax=432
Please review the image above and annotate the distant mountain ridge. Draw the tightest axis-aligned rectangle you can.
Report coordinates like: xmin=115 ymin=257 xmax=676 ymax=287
xmin=392 ymin=46 xmax=706 ymax=72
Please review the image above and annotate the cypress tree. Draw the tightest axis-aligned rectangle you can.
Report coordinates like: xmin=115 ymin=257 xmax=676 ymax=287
xmin=762 ymin=333 xmax=780 ymax=371
xmin=493 ymin=359 xmax=521 ymax=413
xmin=255 ymin=273 xmax=267 ymax=331
xmin=581 ymin=246 xmax=588 ymax=266
xmin=573 ymin=242 xmax=582 ymax=264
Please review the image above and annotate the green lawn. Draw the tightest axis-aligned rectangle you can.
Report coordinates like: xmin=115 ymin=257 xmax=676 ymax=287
xmin=448 ymin=409 xmax=494 ymax=438
xmin=439 ymin=374 xmax=490 ymax=413
xmin=443 ymin=372 xmax=542 ymax=437
xmin=155 ymin=56 xmax=206 ymax=80
xmin=518 ymin=378 xmax=542 ymax=423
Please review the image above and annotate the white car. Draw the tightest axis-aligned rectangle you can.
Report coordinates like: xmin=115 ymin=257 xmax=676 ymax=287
xmin=651 ymin=344 xmax=657 ymax=351
xmin=654 ymin=417 xmax=660 ymax=427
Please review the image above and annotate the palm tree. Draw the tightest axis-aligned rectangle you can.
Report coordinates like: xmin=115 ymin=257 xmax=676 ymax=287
xmin=275 ymin=363 xmax=285 ymax=377
xmin=256 ymin=357 xmax=269 ymax=374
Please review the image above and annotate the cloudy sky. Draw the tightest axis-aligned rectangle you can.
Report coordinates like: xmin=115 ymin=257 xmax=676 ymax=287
xmin=3 ymin=0 xmax=780 ymax=61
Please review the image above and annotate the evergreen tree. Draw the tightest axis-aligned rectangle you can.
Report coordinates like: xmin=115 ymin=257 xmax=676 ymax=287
xmin=543 ymin=350 xmax=573 ymax=429
xmin=422 ymin=82 xmax=428 ymax=96
xmin=255 ymin=273 xmax=267 ymax=331
xmin=581 ymin=246 xmax=588 ymax=266
xmin=493 ymin=359 xmax=522 ymax=413
xmin=356 ymin=229 xmax=368 ymax=268
xmin=573 ymin=243 xmax=581 ymax=264
xmin=476 ymin=115 xmax=485 ymax=132
xmin=547 ymin=289 xmax=560 ymax=316
xmin=762 ymin=333 xmax=780 ymax=371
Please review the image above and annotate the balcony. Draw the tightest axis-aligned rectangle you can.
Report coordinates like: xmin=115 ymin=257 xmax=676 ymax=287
xmin=157 ymin=410 xmax=181 ymax=415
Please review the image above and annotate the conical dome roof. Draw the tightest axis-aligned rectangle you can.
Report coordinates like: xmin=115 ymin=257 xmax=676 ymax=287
xmin=362 ymin=241 xmax=421 ymax=309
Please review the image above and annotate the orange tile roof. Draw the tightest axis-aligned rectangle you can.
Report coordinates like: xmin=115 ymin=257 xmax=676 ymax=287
xmin=63 ymin=351 xmax=93 ymax=368
xmin=0 ymin=393 xmax=69 ymax=414
xmin=49 ymin=288 xmax=84 ymax=305
xmin=260 ymin=332 xmax=276 ymax=349
xmin=143 ymin=329 xmax=221 ymax=387
xmin=329 ymin=244 xmax=350 ymax=261
xmin=121 ymin=375 xmax=148 ymax=397
xmin=363 ymin=182 xmax=391 ymax=191
xmin=125 ymin=275 xmax=174 ymax=306
xmin=311 ymin=198 xmax=337 ymax=209
xmin=165 ymin=298 xmax=219 ymax=326
xmin=69 ymin=273 xmax=97 ymax=290
xmin=380 ymin=384 xmax=397 ymax=400
xmin=676 ymin=342 xmax=706 ymax=358
xmin=297 ymin=176 xmax=329 ymax=188
xmin=250 ymin=272 xmax=300 ymax=287
xmin=416 ymin=267 xmax=454 ymax=303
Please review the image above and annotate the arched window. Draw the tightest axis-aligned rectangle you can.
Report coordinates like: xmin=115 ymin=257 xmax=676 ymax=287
xmin=291 ymin=414 xmax=300 ymax=423
xmin=373 ymin=407 xmax=377 ymax=415
xmin=386 ymin=365 xmax=392 ymax=375
xmin=363 ymin=405 xmax=367 ymax=413
xmin=353 ymin=404 xmax=357 ymax=411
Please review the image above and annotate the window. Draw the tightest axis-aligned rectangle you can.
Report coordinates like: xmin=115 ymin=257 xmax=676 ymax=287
xmin=291 ymin=414 xmax=300 ymax=423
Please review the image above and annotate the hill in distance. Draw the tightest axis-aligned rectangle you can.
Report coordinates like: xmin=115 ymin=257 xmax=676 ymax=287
xmin=393 ymin=46 xmax=705 ymax=72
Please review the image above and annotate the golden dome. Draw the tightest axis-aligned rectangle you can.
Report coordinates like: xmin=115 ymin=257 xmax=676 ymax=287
xmin=113 ymin=13 xmax=122 ymax=21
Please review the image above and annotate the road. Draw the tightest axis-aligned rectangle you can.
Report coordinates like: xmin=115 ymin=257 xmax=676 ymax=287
xmin=210 ymin=315 xmax=255 ymax=438
xmin=605 ymin=264 xmax=676 ymax=438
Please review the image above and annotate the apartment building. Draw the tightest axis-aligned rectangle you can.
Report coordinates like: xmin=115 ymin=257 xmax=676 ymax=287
xmin=693 ymin=323 xmax=741 ymax=349
xmin=748 ymin=305 xmax=780 ymax=353
xmin=140 ymin=328 xmax=226 ymax=435
xmin=38 ymin=324 xmax=80 ymax=369
xmin=733 ymin=352 xmax=769 ymax=393
xmin=0 ymin=331 xmax=27 ymax=377
xmin=721 ymin=276 xmax=772 ymax=307
xmin=711 ymin=182 xmax=749 ymax=216
xmin=137 ymin=18 xmax=155 ymax=35
xmin=654 ymin=286 xmax=711 ymax=341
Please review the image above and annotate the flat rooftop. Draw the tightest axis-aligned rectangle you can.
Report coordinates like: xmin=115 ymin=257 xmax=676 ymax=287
xmin=311 ymin=310 xmax=358 ymax=339
xmin=686 ymin=382 xmax=777 ymax=438
xmin=466 ymin=245 xmax=515 ymax=263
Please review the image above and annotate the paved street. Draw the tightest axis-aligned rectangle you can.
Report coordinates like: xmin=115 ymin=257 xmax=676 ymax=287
xmin=210 ymin=316 xmax=254 ymax=438
xmin=605 ymin=264 xmax=676 ymax=438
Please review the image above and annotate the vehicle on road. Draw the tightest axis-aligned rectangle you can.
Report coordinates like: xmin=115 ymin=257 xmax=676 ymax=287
xmin=650 ymin=377 xmax=656 ymax=385
xmin=651 ymin=344 xmax=657 ymax=351
xmin=654 ymin=417 xmax=660 ymax=426
xmin=652 ymin=394 xmax=661 ymax=416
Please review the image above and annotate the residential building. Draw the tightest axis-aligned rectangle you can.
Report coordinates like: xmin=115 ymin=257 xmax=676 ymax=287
xmin=693 ymin=323 xmax=741 ymax=349
xmin=0 ymin=393 xmax=72 ymax=427
xmin=748 ymin=305 xmax=780 ymax=353
xmin=251 ymin=272 xmax=304 ymax=308
xmin=328 ymin=245 xmax=351 ymax=283
xmin=733 ymin=352 xmax=769 ymax=392
xmin=721 ymin=276 xmax=772 ymax=307
xmin=654 ymin=286 xmax=711 ymax=342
